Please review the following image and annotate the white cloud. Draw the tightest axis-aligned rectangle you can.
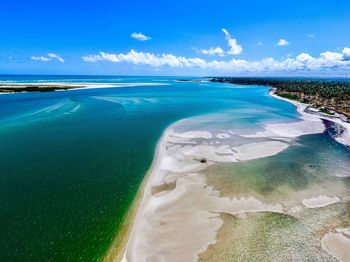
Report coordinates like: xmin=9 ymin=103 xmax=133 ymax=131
xmin=200 ymin=47 xmax=224 ymax=56
xmin=82 ymin=54 xmax=101 ymax=63
xmin=320 ymin=51 xmax=343 ymax=61
xmin=221 ymin=28 xmax=243 ymax=55
xmin=82 ymin=47 xmax=350 ymax=72
xmin=342 ymin=47 xmax=350 ymax=60
xmin=199 ymin=28 xmax=242 ymax=56
xmin=31 ymin=53 xmax=64 ymax=62
xmin=31 ymin=56 xmax=51 ymax=62
xmin=83 ymin=49 xmax=206 ymax=67
xmin=131 ymin=32 xmax=152 ymax=41
xmin=47 ymin=53 xmax=64 ymax=62
xmin=277 ymin=39 xmax=290 ymax=46
xmin=295 ymin=53 xmax=313 ymax=61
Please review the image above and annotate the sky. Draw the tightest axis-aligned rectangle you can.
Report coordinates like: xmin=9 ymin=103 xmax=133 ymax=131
xmin=1 ymin=0 xmax=350 ymax=76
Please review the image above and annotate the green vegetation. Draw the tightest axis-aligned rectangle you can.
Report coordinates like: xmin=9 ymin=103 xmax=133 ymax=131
xmin=210 ymin=78 xmax=350 ymax=100
xmin=210 ymin=77 xmax=350 ymax=118
xmin=0 ymin=85 xmax=84 ymax=93
xmin=277 ymin=93 xmax=299 ymax=100
xmin=319 ymin=107 xmax=335 ymax=115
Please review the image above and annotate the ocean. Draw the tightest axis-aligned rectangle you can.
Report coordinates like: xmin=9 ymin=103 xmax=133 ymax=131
xmin=0 ymin=75 xmax=349 ymax=261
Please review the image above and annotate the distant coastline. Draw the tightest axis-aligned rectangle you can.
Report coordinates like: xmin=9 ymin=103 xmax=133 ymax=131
xmin=209 ymin=77 xmax=350 ymax=148
xmin=0 ymin=82 xmax=170 ymax=94
xmin=269 ymin=88 xmax=350 ymax=148
xmin=0 ymin=84 xmax=87 ymax=93
xmin=210 ymin=77 xmax=350 ymax=120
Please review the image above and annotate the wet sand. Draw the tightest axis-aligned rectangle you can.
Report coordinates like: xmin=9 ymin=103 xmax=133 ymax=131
xmin=116 ymin=89 xmax=350 ymax=262
xmin=322 ymin=229 xmax=350 ymax=261
xmin=121 ymin=117 xmax=327 ymax=261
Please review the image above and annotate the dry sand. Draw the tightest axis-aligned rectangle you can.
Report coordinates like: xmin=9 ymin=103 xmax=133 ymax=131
xmin=302 ymin=195 xmax=341 ymax=208
xmin=119 ymin=90 xmax=349 ymax=262
xmin=121 ymin=114 xmax=326 ymax=261
xmin=270 ymin=91 xmax=350 ymax=147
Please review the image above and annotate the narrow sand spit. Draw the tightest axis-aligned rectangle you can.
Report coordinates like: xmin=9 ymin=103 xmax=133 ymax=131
xmin=0 ymin=82 xmax=170 ymax=95
xmin=233 ymin=141 xmax=289 ymax=161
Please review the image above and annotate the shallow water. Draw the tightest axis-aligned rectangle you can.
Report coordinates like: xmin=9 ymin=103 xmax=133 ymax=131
xmin=205 ymin=132 xmax=350 ymax=202
xmin=199 ymin=211 xmax=339 ymax=262
xmin=0 ymin=75 xmax=348 ymax=261
xmin=199 ymin=130 xmax=350 ymax=260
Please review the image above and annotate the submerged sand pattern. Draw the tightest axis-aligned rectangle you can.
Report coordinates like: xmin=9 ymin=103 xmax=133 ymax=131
xmin=121 ymin=94 xmax=350 ymax=262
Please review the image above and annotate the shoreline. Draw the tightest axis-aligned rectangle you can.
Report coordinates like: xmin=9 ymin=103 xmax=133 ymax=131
xmin=120 ymin=125 xmax=288 ymax=261
xmin=102 ymin=132 xmax=166 ymax=262
xmin=210 ymin=77 xmax=350 ymax=120
xmin=0 ymin=83 xmax=87 ymax=93
xmin=269 ymin=89 xmax=350 ymax=147
xmin=112 ymin=87 xmax=350 ymax=262
xmin=0 ymin=82 xmax=169 ymax=94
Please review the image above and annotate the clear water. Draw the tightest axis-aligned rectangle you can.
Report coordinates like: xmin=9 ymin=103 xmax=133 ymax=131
xmin=0 ymin=75 xmax=348 ymax=261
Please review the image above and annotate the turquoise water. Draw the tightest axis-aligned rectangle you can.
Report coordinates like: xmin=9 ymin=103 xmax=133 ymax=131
xmin=0 ymin=76 xmax=346 ymax=261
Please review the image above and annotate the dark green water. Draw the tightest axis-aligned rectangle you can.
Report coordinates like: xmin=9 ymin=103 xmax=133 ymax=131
xmin=0 ymin=92 xmax=203 ymax=260
xmin=0 ymin=106 xmax=169 ymax=261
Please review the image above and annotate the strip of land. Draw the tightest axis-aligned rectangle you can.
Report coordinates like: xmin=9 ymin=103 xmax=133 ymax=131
xmin=0 ymin=84 xmax=86 ymax=93
xmin=269 ymin=87 xmax=350 ymax=147
xmin=210 ymin=77 xmax=350 ymax=119
xmin=0 ymin=82 xmax=170 ymax=94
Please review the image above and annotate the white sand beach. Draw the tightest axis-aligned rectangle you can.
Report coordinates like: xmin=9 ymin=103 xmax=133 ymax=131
xmin=0 ymin=82 xmax=169 ymax=94
xmin=119 ymin=90 xmax=349 ymax=262
xmin=270 ymin=91 xmax=350 ymax=147
xmin=122 ymin=127 xmax=286 ymax=262
xmin=302 ymin=195 xmax=341 ymax=208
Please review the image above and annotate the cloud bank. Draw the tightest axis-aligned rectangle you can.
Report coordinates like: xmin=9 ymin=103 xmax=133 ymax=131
xmin=82 ymin=47 xmax=350 ymax=72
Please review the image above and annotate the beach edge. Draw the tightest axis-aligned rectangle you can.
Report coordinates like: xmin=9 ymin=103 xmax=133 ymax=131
xmin=107 ymin=87 xmax=350 ymax=262
xmin=269 ymin=88 xmax=350 ymax=147
xmin=102 ymin=132 xmax=165 ymax=262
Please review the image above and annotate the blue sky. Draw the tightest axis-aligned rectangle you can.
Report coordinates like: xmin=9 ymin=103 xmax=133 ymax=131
xmin=1 ymin=0 xmax=350 ymax=75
